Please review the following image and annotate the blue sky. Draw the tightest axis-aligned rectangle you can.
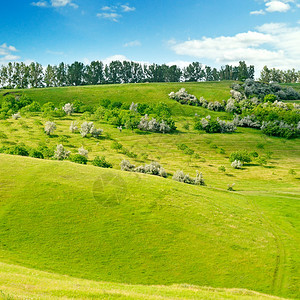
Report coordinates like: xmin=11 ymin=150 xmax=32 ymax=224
xmin=1 ymin=0 xmax=300 ymax=73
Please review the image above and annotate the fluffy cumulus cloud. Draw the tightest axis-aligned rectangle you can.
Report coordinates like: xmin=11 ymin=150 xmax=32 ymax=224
xmin=31 ymin=0 xmax=78 ymax=8
xmin=97 ymin=4 xmax=135 ymax=22
xmin=265 ymin=1 xmax=290 ymax=12
xmin=0 ymin=43 xmax=20 ymax=63
xmin=250 ymin=0 xmax=298 ymax=14
xmin=169 ymin=22 xmax=300 ymax=71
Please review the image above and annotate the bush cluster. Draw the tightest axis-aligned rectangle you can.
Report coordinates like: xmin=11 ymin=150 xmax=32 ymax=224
xmin=195 ymin=115 xmax=236 ymax=133
xmin=120 ymin=160 xmax=167 ymax=177
xmin=92 ymin=156 xmax=113 ymax=168
xmin=239 ymin=79 xmax=300 ymax=100
xmin=172 ymin=170 xmax=205 ymax=185
xmin=229 ymin=150 xmax=251 ymax=164
xmin=138 ymin=115 xmax=171 ymax=133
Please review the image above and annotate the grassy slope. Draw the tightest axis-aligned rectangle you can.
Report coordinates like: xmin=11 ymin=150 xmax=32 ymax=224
xmin=0 ymin=82 xmax=299 ymax=299
xmin=0 ymin=155 xmax=299 ymax=299
xmin=0 ymin=82 xmax=232 ymax=113
xmin=0 ymin=262 xmax=287 ymax=300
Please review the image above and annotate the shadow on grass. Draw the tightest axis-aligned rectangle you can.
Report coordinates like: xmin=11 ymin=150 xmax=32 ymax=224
xmin=225 ymin=174 xmax=235 ymax=177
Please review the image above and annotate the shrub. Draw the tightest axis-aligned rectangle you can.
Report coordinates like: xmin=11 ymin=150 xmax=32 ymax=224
xmin=54 ymin=144 xmax=70 ymax=160
xmin=173 ymin=170 xmax=205 ymax=185
xmin=80 ymin=122 xmax=103 ymax=138
xmin=120 ymin=159 xmax=135 ymax=171
xmin=37 ymin=144 xmax=54 ymax=158
xmin=219 ymin=166 xmax=226 ymax=172
xmin=29 ymin=149 xmax=44 ymax=159
xmin=257 ymin=156 xmax=267 ymax=166
xmin=229 ymin=150 xmax=251 ymax=163
xmin=70 ymin=154 xmax=88 ymax=164
xmin=195 ymin=115 xmax=236 ymax=133
xmin=227 ymin=183 xmax=235 ymax=191
xmin=264 ymin=94 xmax=277 ymax=103
xmin=62 ymin=103 xmax=74 ymax=115
xmin=249 ymin=151 xmax=259 ymax=158
xmin=288 ymin=169 xmax=296 ymax=175
xmin=231 ymin=160 xmax=243 ymax=169
xmin=12 ymin=112 xmax=21 ymax=120
xmin=111 ymin=141 xmax=123 ymax=151
xmin=44 ymin=121 xmax=56 ymax=135
xmin=69 ymin=121 xmax=78 ymax=133
xmin=92 ymin=156 xmax=113 ymax=168
xmin=261 ymin=121 xmax=299 ymax=139
xmin=78 ymin=146 xmax=88 ymax=158
xmin=8 ymin=144 xmax=29 ymax=156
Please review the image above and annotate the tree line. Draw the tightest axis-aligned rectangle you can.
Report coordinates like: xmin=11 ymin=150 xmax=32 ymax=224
xmin=0 ymin=60 xmax=254 ymax=89
xmin=259 ymin=66 xmax=300 ymax=83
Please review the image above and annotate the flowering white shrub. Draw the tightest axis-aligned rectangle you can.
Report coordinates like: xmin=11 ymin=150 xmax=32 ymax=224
xmin=44 ymin=121 xmax=56 ymax=135
xmin=199 ymin=97 xmax=208 ymax=108
xmin=169 ymin=88 xmax=198 ymax=105
xmin=225 ymin=99 xmax=238 ymax=113
xmin=54 ymin=144 xmax=70 ymax=160
xmin=80 ymin=122 xmax=93 ymax=137
xmin=62 ymin=103 xmax=74 ymax=115
xmin=233 ymin=115 xmax=261 ymax=128
xmin=78 ymin=146 xmax=88 ymax=158
xmin=138 ymin=115 xmax=171 ymax=133
xmin=129 ymin=102 xmax=138 ymax=112
xmin=194 ymin=171 xmax=205 ymax=186
xmin=231 ymin=160 xmax=243 ymax=169
xmin=69 ymin=121 xmax=78 ymax=133
xmin=230 ymin=89 xmax=243 ymax=101
xmin=120 ymin=160 xmax=135 ymax=171
xmin=173 ymin=170 xmax=205 ymax=185
xmin=90 ymin=125 xmax=103 ymax=138
xmin=217 ymin=118 xmax=236 ymax=133
xmin=80 ymin=122 xmax=103 ymax=138
xmin=12 ymin=112 xmax=21 ymax=120
xmin=121 ymin=160 xmax=167 ymax=177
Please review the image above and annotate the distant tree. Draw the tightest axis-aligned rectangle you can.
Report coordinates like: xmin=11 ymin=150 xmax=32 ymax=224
xmin=44 ymin=121 xmax=56 ymax=135
xmin=68 ymin=61 xmax=85 ymax=86
xmin=54 ymin=144 xmax=70 ymax=160
xmin=29 ymin=62 xmax=44 ymax=88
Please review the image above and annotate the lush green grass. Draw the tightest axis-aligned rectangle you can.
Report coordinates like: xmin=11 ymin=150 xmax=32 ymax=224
xmin=0 ymin=82 xmax=299 ymax=299
xmin=0 ymin=82 xmax=232 ymax=116
xmin=0 ymin=154 xmax=299 ymax=299
xmin=0 ymin=262 xmax=287 ymax=300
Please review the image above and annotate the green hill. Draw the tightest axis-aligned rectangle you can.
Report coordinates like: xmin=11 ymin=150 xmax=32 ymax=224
xmin=0 ymin=82 xmax=299 ymax=299
xmin=0 ymin=261 xmax=287 ymax=300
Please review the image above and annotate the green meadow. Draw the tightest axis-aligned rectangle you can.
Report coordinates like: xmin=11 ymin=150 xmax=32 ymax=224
xmin=0 ymin=82 xmax=299 ymax=299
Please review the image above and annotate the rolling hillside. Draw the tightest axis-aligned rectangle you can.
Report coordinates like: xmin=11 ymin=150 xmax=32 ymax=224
xmin=0 ymin=82 xmax=299 ymax=299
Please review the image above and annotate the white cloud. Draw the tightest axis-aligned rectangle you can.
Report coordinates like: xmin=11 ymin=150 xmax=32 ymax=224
xmin=31 ymin=1 xmax=48 ymax=7
xmin=101 ymin=6 xmax=115 ymax=11
xmin=250 ymin=9 xmax=266 ymax=15
xmin=97 ymin=4 xmax=135 ymax=22
xmin=97 ymin=12 xmax=121 ymax=22
xmin=166 ymin=60 xmax=192 ymax=69
xmin=1 ymin=43 xmax=17 ymax=52
xmin=169 ymin=22 xmax=300 ymax=71
xmin=265 ymin=1 xmax=290 ymax=12
xmin=121 ymin=5 xmax=135 ymax=12
xmin=0 ymin=44 xmax=20 ymax=63
xmin=102 ymin=55 xmax=129 ymax=65
xmin=123 ymin=40 xmax=141 ymax=47
xmin=32 ymin=0 xmax=78 ymax=8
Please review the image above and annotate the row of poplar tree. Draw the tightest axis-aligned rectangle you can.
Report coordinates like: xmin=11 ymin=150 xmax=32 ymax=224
xmin=0 ymin=60 xmax=255 ymax=89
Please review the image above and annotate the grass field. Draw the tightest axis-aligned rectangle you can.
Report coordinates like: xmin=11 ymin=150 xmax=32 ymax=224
xmin=0 ymin=261 xmax=287 ymax=300
xmin=0 ymin=82 xmax=299 ymax=299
